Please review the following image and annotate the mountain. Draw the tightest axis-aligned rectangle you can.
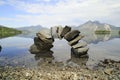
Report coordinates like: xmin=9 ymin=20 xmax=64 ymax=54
xmin=17 ymin=25 xmax=46 ymax=33
xmin=75 ymin=21 xmax=120 ymax=44
xmin=17 ymin=25 xmax=46 ymax=38
xmin=76 ymin=20 xmax=120 ymax=34
xmin=0 ymin=25 xmax=22 ymax=38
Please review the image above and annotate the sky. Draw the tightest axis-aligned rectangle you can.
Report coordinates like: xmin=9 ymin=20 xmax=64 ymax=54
xmin=0 ymin=0 xmax=120 ymax=28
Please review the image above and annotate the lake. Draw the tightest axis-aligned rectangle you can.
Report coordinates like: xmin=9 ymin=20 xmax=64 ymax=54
xmin=0 ymin=33 xmax=120 ymax=69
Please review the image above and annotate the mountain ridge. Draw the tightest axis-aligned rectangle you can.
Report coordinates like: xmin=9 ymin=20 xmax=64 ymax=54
xmin=76 ymin=20 xmax=120 ymax=34
xmin=17 ymin=25 xmax=46 ymax=32
xmin=17 ymin=25 xmax=46 ymax=38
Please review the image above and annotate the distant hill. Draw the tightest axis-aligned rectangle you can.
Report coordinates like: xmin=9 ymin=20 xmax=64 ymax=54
xmin=17 ymin=25 xmax=46 ymax=33
xmin=0 ymin=25 xmax=22 ymax=38
xmin=17 ymin=25 xmax=46 ymax=38
xmin=74 ymin=21 xmax=120 ymax=44
xmin=76 ymin=20 xmax=120 ymax=34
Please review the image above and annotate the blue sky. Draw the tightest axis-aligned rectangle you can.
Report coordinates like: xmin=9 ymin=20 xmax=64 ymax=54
xmin=0 ymin=0 xmax=120 ymax=28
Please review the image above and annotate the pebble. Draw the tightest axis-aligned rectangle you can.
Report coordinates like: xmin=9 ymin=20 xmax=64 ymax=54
xmin=104 ymin=68 xmax=114 ymax=75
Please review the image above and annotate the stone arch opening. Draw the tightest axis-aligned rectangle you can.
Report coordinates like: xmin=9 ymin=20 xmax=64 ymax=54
xmin=29 ymin=26 xmax=89 ymax=57
xmin=51 ymin=39 xmax=71 ymax=62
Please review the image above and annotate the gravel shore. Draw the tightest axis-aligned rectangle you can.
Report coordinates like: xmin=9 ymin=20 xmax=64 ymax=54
xmin=0 ymin=59 xmax=120 ymax=80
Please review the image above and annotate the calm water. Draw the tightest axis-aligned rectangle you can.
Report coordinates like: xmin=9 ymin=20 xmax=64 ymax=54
xmin=0 ymin=34 xmax=120 ymax=68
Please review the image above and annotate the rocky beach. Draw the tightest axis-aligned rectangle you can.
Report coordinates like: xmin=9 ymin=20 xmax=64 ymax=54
xmin=0 ymin=59 xmax=120 ymax=80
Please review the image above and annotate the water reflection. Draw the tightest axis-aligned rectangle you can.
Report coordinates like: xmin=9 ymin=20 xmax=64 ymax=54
xmin=83 ymin=33 xmax=120 ymax=44
xmin=29 ymin=49 xmax=89 ymax=68
xmin=69 ymin=52 xmax=88 ymax=67
xmin=94 ymin=34 xmax=111 ymax=41
xmin=30 ymin=50 xmax=54 ymax=61
xmin=0 ymin=33 xmax=120 ymax=69
xmin=30 ymin=50 xmax=54 ymax=66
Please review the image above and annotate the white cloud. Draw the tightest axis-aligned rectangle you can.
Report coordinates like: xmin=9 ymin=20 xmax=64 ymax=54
xmin=35 ymin=0 xmax=51 ymax=2
xmin=0 ymin=0 xmax=5 ymax=5
xmin=0 ymin=0 xmax=120 ymax=27
xmin=7 ymin=0 xmax=120 ymax=15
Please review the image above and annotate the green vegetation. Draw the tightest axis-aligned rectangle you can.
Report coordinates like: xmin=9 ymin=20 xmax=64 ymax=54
xmin=119 ymin=30 xmax=120 ymax=35
xmin=0 ymin=25 xmax=22 ymax=38
xmin=95 ymin=30 xmax=111 ymax=34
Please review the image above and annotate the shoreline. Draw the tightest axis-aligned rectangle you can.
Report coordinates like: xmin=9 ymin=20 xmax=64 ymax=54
xmin=0 ymin=59 xmax=120 ymax=80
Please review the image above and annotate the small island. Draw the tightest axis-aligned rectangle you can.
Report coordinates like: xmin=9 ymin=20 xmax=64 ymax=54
xmin=0 ymin=25 xmax=22 ymax=38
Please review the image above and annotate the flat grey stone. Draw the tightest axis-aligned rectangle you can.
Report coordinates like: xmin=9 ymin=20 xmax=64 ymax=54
xmin=37 ymin=29 xmax=52 ymax=38
xmin=36 ymin=29 xmax=54 ymax=43
xmin=57 ymin=26 xmax=63 ymax=39
xmin=51 ymin=26 xmax=59 ymax=38
xmin=72 ymin=47 xmax=89 ymax=57
xmin=72 ymin=41 xmax=87 ymax=49
xmin=68 ymin=35 xmax=84 ymax=46
xmin=34 ymin=37 xmax=53 ymax=50
xmin=76 ymin=47 xmax=89 ymax=53
xmin=64 ymin=30 xmax=80 ymax=41
xmin=60 ymin=26 xmax=71 ymax=38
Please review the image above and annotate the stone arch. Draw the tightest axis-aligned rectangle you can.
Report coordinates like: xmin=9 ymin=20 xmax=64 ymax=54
xmin=30 ymin=26 xmax=89 ymax=57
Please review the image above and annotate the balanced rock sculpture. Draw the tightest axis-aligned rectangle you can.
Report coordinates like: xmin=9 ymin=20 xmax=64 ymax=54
xmin=30 ymin=25 xmax=89 ymax=57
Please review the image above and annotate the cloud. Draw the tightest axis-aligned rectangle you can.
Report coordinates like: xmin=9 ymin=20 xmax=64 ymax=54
xmin=0 ymin=0 xmax=120 ymax=27
xmin=7 ymin=0 xmax=120 ymax=15
xmin=35 ymin=0 xmax=51 ymax=2
xmin=0 ymin=0 xmax=5 ymax=5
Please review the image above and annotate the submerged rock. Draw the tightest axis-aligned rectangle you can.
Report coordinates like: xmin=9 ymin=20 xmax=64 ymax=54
xmin=64 ymin=30 xmax=80 ymax=41
xmin=29 ymin=44 xmax=41 ymax=54
xmin=71 ymin=47 xmax=89 ymax=57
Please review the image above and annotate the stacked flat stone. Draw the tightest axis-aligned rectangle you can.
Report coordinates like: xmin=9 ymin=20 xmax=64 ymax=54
xmin=51 ymin=26 xmax=89 ymax=57
xmin=30 ymin=25 xmax=89 ymax=57
xmin=30 ymin=29 xmax=54 ymax=53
